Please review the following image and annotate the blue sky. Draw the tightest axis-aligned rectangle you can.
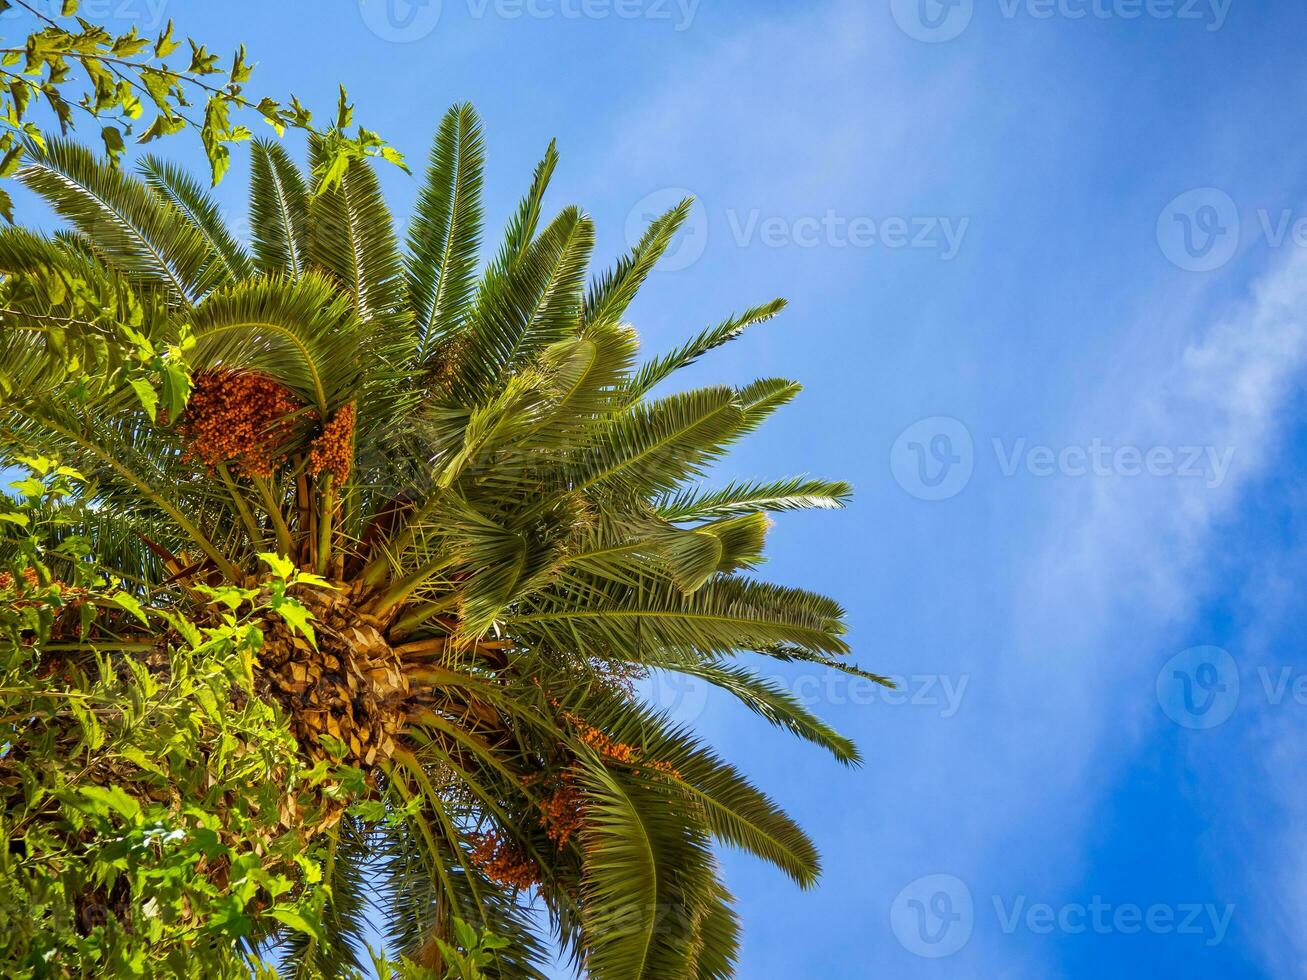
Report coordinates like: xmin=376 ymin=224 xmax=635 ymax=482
xmin=9 ymin=0 xmax=1307 ymax=975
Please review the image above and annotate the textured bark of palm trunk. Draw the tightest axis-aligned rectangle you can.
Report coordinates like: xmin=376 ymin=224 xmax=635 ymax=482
xmin=254 ymin=583 xmax=412 ymax=772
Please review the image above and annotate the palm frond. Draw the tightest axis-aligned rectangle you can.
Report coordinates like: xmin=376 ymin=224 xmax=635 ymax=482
xmin=451 ymin=205 xmax=594 ymax=402
xmin=574 ymin=755 xmax=716 ymax=979
xmin=494 ymin=139 xmax=558 ymax=275
xmin=657 ymin=477 xmax=852 ymax=522
xmin=584 ymin=198 xmax=692 ymax=330
xmin=734 ymin=378 xmax=802 ymax=435
xmin=669 ymin=662 xmax=860 ymax=764
xmin=249 ymin=139 xmax=310 ymax=277
xmin=687 ymin=882 xmax=740 ymax=980
xmin=307 ymin=141 xmax=408 ymax=340
xmin=278 ymin=820 xmax=371 ymax=979
xmin=512 ymin=572 xmax=849 ymax=661
xmin=577 ymin=690 xmax=824 ymax=885
xmin=138 ymin=154 xmax=254 ymax=285
xmin=17 ymin=138 xmax=213 ymax=304
xmin=627 ymin=299 xmax=787 ymax=400
xmin=408 ymin=103 xmax=486 ymax=362
xmin=187 ymin=272 xmax=363 ymax=416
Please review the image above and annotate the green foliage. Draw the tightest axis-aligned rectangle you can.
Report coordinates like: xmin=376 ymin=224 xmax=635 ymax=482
xmin=0 ymin=482 xmax=346 ymax=978
xmin=0 ymin=0 xmax=404 ymax=222
xmin=369 ymin=918 xmax=510 ymax=980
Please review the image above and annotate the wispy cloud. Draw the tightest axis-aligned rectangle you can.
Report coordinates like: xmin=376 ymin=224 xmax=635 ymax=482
xmin=955 ymin=245 xmax=1307 ymax=973
xmin=1008 ymin=243 xmax=1307 ymax=758
xmin=752 ymin=240 xmax=1307 ymax=978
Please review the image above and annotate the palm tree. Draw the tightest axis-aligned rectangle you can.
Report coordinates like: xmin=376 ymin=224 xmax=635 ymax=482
xmin=0 ymin=104 xmax=883 ymax=978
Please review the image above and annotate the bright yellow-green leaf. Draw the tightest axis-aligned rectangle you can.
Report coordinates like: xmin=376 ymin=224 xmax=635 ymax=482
xmin=128 ymin=377 xmax=158 ymax=421
xmin=79 ymin=785 xmax=141 ymax=823
xmin=110 ymin=591 xmax=149 ymax=625
xmin=275 ymin=600 xmax=316 ymax=646
xmin=154 ymin=19 xmax=179 ymax=58
xmin=268 ymin=907 xmax=325 ymax=945
xmin=258 ymin=552 xmax=295 ymax=579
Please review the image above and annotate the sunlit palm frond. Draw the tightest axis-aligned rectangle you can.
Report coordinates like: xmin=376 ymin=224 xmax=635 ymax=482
xmin=138 ymin=154 xmax=254 ymax=286
xmin=17 ymin=139 xmax=214 ymax=304
xmin=408 ymin=103 xmax=486 ymax=363
xmin=249 ymin=138 xmax=310 ymax=278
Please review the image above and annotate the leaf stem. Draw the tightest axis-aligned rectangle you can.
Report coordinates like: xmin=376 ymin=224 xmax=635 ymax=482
xmin=217 ymin=463 xmax=266 ymax=551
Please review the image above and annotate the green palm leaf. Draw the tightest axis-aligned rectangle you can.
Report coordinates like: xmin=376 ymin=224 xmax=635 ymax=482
xmin=657 ymin=477 xmax=853 ymax=521
xmin=249 ymin=139 xmax=310 ymax=277
xmin=307 ymin=139 xmax=407 ymax=336
xmin=138 ymin=154 xmax=254 ymax=285
xmin=409 ymin=103 xmax=486 ymax=362
xmin=585 ymin=198 xmax=692 ymax=329
xmin=512 ymin=572 xmax=849 ymax=660
xmin=574 ymin=756 xmax=716 ymax=980
xmin=17 ymin=139 xmax=213 ymax=304
xmin=672 ymin=662 xmax=861 ymax=763
xmin=451 ymin=205 xmax=594 ymax=402
xmin=627 ymin=298 xmax=787 ymax=400
xmin=187 ymin=272 xmax=361 ymax=415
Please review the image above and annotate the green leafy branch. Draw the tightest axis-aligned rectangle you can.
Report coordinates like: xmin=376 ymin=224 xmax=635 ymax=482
xmin=0 ymin=489 xmax=364 ymax=976
xmin=0 ymin=0 xmax=407 ymax=222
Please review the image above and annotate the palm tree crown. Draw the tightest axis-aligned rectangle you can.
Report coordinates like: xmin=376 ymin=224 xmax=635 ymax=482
xmin=0 ymin=103 xmax=883 ymax=978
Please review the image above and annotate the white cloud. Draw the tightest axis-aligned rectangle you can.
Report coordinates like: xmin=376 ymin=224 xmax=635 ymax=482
xmin=802 ymin=245 xmax=1307 ymax=978
xmin=964 ymin=246 xmax=1307 ymax=973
